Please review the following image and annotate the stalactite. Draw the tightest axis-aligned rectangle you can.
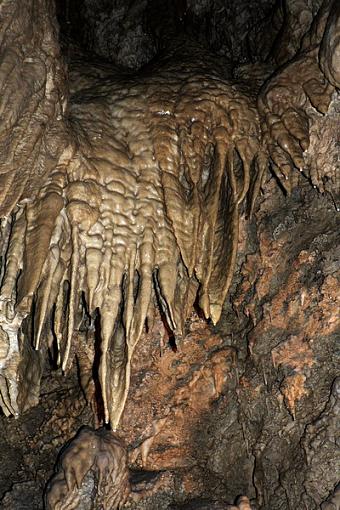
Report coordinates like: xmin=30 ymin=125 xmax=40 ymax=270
xmin=0 ymin=37 xmax=262 ymax=428
xmin=258 ymin=0 xmax=340 ymax=199
xmin=0 ymin=0 xmax=338 ymax=439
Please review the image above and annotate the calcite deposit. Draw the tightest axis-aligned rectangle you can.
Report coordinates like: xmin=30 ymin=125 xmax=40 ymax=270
xmin=258 ymin=0 xmax=339 ymax=197
xmin=0 ymin=1 xmax=264 ymax=428
xmin=45 ymin=427 xmax=130 ymax=510
xmin=0 ymin=0 xmax=339 ymax=508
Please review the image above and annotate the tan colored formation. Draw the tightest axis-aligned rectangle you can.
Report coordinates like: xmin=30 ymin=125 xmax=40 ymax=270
xmin=226 ymin=496 xmax=253 ymax=510
xmin=0 ymin=57 xmax=260 ymax=427
xmin=45 ymin=427 xmax=130 ymax=509
xmin=0 ymin=0 xmax=339 ymax=431
xmin=258 ymin=0 xmax=340 ymax=199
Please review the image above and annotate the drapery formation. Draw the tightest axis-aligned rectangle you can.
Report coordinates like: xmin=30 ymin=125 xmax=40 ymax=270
xmin=0 ymin=0 xmax=339 ymax=429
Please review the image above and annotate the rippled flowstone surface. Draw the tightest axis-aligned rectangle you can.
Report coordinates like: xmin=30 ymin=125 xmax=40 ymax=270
xmin=1 ymin=182 xmax=338 ymax=509
xmin=0 ymin=0 xmax=339 ymax=509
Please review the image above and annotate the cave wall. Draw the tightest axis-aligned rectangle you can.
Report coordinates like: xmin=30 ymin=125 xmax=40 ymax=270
xmin=0 ymin=0 xmax=339 ymax=509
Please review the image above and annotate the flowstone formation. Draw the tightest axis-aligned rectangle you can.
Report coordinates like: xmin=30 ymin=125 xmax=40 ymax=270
xmin=45 ymin=427 xmax=130 ymax=509
xmin=0 ymin=0 xmax=263 ymax=428
xmin=0 ymin=0 xmax=339 ymax=508
xmin=258 ymin=0 xmax=340 ymax=199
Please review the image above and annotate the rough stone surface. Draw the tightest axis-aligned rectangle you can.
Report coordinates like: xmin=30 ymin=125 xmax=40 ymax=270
xmin=2 ymin=180 xmax=338 ymax=509
xmin=0 ymin=0 xmax=339 ymax=509
xmin=45 ymin=427 xmax=130 ymax=510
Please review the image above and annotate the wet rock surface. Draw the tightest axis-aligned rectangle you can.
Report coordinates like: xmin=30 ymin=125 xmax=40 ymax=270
xmin=1 ymin=181 xmax=338 ymax=509
xmin=0 ymin=0 xmax=339 ymax=509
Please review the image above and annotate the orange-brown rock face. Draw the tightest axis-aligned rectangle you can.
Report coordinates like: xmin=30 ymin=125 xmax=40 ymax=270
xmin=229 ymin=181 xmax=339 ymax=509
xmin=121 ymin=313 xmax=238 ymax=471
xmin=0 ymin=0 xmax=339 ymax=509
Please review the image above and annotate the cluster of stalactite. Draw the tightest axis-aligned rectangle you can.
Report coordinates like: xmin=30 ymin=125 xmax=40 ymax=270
xmin=258 ymin=0 xmax=340 ymax=200
xmin=0 ymin=0 xmax=339 ymax=438
xmin=0 ymin=38 xmax=262 ymax=427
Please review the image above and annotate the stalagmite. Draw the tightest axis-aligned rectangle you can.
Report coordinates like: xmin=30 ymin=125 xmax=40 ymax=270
xmin=0 ymin=0 xmax=339 ymax=508
xmin=45 ymin=427 xmax=130 ymax=509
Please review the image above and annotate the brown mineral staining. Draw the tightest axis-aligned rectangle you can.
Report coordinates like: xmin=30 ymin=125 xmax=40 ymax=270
xmin=246 ymin=239 xmax=339 ymax=344
xmin=45 ymin=427 xmax=130 ymax=510
xmin=120 ymin=316 xmax=236 ymax=471
xmin=318 ymin=275 xmax=340 ymax=333
xmin=272 ymin=335 xmax=315 ymax=372
xmin=243 ymin=200 xmax=339 ymax=420
xmin=280 ymin=373 xmax=308 ymax=419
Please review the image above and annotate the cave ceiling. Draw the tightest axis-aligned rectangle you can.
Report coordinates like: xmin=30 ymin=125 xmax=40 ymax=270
xmin=0 ymin=0 xmax=339 ymax=508
xmin=55 ymin=0 xmax=324 ymax=69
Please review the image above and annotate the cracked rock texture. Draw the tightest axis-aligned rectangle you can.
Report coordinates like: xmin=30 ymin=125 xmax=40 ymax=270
xmin=0 ymin=0 xmax=339 ymax=509
xmin=1 ymin=179 xmax=338 ymax=510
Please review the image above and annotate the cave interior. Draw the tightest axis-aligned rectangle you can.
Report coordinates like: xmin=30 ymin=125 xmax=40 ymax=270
xmin=0 ymin=0 xmax=339 ymax=509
